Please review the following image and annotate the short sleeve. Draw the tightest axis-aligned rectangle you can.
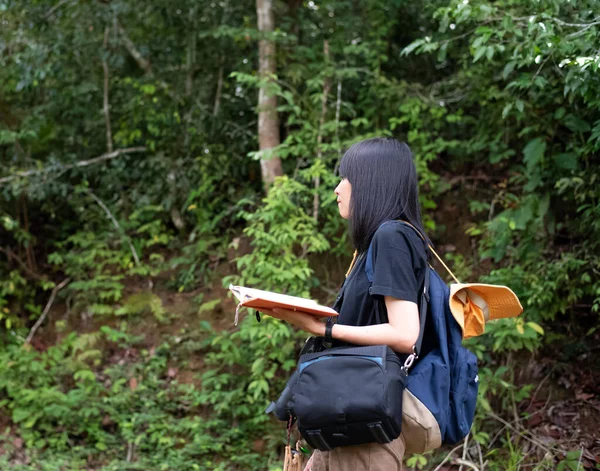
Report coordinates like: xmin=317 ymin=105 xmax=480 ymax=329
xmin=369 ymin=222 xmax=426 ymax=304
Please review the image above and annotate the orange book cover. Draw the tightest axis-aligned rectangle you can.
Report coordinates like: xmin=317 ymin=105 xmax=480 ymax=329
xmin=229 ymin=284 xmax=338 ymax=325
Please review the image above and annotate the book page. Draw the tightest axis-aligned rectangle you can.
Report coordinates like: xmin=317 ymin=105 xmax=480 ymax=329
xmin=229 ymin=284 xmax=338 ymax=325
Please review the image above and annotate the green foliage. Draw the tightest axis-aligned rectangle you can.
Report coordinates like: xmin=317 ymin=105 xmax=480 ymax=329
xmin=401 ymin=0 xmax=600 ymax=342
xmin=229 ymin=176 xmax=330 ymax=295
xmin=406 ymin=453 xmax=428 ymax=469
xmin=557 ymin=450 xmax=584 ymax=471
xmin=115 ymin=292 xmax=167 ymax=323
xmin=198 ymin=175 xmax=334 ymax=469
xmin=0 ymin=270 xmax=29 ymax=330
xmin=0 ymin=324 xmax=284 ymax=469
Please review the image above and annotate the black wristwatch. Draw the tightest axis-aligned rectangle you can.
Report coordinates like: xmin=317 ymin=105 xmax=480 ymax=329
xmin=324 ymin=323 xmax=334 ymax=343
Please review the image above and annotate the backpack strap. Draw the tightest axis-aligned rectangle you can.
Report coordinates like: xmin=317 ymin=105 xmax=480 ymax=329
xmin=413 ymin=263 xmax=430 ymax=359
xmin=398 ymin=220 xmax=461 ymax=284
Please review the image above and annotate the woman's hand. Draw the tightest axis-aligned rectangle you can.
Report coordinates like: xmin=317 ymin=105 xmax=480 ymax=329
xmin=255 ymin=307 xmax=326 ymax=336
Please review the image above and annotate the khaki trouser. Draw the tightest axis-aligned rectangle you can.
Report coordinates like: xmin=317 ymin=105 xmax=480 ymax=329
xmin=306 ymin=435 xmax=405 ymax=471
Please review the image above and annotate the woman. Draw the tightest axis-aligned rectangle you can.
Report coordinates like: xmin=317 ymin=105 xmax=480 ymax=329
xmin=267 ymin=137 xmax=428 ymax=471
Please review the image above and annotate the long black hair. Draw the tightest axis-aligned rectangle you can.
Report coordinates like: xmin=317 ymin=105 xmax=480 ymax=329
xmin=339 ymin=137 xmax=428 ymax=253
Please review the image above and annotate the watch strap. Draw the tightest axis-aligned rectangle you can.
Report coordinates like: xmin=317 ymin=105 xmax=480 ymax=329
xmin=324 ymin=322 xmax=333 ymax=343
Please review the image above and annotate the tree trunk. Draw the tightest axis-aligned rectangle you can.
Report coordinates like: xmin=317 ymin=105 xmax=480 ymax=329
xmin=256 ymin=0 xmax=283 ymax=191
xmin=313 ymin=40 xmax=331 ymax=223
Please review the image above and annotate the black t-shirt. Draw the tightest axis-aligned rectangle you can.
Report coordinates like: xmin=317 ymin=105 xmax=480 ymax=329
xmin=332 ymin=221 xmax=428 ymax=331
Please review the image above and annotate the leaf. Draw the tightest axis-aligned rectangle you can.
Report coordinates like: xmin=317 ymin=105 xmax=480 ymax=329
xmin=473 ymin=47 xmax=487 ymax=62
xmin=198 ymin=299 xmax=220 ymax=314
xmin=553 ymin=153 xmax=578 ymax=170
xmin=523 ymin=137 xmax=546 ymax=170
xmin=503 ymin=61 xmax=517 ymax=79
xmin=12 ymin=408 xmax=30 ymax=423
xmin=401 ymin=38 xmax=427 ymax=56
xmin=515 ymin=99 xmax=524 ymax=113
xmin=516 ymin=323 xmax=525 ymax=335
xmin=564 ymin=114 xmax=590 ymax=133
xmin=554 ymin=107 xmax=566 ymax=120
xmin=527 ymin=322 xmax=544 ymax=335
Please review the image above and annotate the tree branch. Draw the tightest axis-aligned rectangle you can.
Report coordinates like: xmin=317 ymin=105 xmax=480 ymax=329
xmin=551 ymin=16 xmax=600 ymax=28
xmin=0 ymin=247 xmax=45 ymax=282
xmin=185 ymin=14 xmax=196 ymax=97
xmin=213 ymin=60 xmax=224 ymax=117
xmin=102 ymin=26 xmax=113 ymax=154
xmin=333 ymin=78 xmax=343 ymax=176
xmin=115 ymin=20 xmax=183 ymax=106
xmin=117 ymin=21 xmax=152 ymax=74
xmin=433 ymin=442 xmax=465 ymax=471
xmin=459 ymin=432 xmax=469 ymax=471
xmin=566 ymin=20 xmax=600 ymax=38
xmin=0 ymin=147 xmax=146 ymax=185
xmin=486 ymin=411 xmax=555 ymax=455
xmin=25 ymin=278 xmax=71 ymax=345
xmin=45 ymin=0 xmax=71 ymax=20
xmin=454 ymin=459 xmax=480 ymax=471
xmin=88 ymin=190 xmax=140 ymax=266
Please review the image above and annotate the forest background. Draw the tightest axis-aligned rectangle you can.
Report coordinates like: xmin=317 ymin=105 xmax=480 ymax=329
xmin=1 ymin=0 xmax=599 ymax=470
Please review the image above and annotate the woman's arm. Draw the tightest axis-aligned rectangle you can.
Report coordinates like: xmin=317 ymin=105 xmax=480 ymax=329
xmin=331 ymin=297 xmax=419 ymax=353
xmin=264 ymin=296 xmax=420 ymax=354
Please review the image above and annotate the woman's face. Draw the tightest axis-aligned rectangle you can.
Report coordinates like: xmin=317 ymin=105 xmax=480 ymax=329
xmin=334 ymin=178 xmax=352 ymax=219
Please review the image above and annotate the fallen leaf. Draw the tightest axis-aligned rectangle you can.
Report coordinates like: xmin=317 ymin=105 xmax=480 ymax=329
xmin=129 ymin=377 xmax=138 ymax=391
xmin=527 ymin=413 xmax=544 ymax=428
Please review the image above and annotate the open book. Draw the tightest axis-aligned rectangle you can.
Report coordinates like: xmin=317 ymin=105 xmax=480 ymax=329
xmin=229 ymin=284 xmax=339 ymax=326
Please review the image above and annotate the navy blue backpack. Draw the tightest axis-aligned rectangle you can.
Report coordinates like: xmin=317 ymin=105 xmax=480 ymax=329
xmin=365 ymin=221 xmax=479 ymax=454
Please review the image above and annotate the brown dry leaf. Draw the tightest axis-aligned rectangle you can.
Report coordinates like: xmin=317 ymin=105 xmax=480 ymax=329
xmin=527 ymin=413 xmax=544 ymax=428
xmin=13 ymin=437 xmax=23 ymax=449
xmin=167 ymin=367 xmax=178 ymax=378
xmin=576 ymin=392 xmax=595 ymax=401
xmin=129 ymin=377 xmax=138 ymax=391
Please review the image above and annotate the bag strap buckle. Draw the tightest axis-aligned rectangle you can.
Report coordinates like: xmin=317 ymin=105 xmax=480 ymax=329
xmin=401 ymin=346 xmax=418 ymax=374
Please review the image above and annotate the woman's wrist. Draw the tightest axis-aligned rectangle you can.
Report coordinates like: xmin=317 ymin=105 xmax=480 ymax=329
xmin=319 ymin=322 xmax=328 ymax=338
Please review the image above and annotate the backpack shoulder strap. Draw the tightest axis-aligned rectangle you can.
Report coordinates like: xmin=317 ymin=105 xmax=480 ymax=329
xmin=397 ymin=220 xmax=461 ymax=284
xmin=413 ymin=263 xmax=430 ymax=359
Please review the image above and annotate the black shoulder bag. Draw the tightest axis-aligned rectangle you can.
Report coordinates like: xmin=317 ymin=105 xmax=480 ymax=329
xmin=267 ymin=264 xmax=430 ymax=451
